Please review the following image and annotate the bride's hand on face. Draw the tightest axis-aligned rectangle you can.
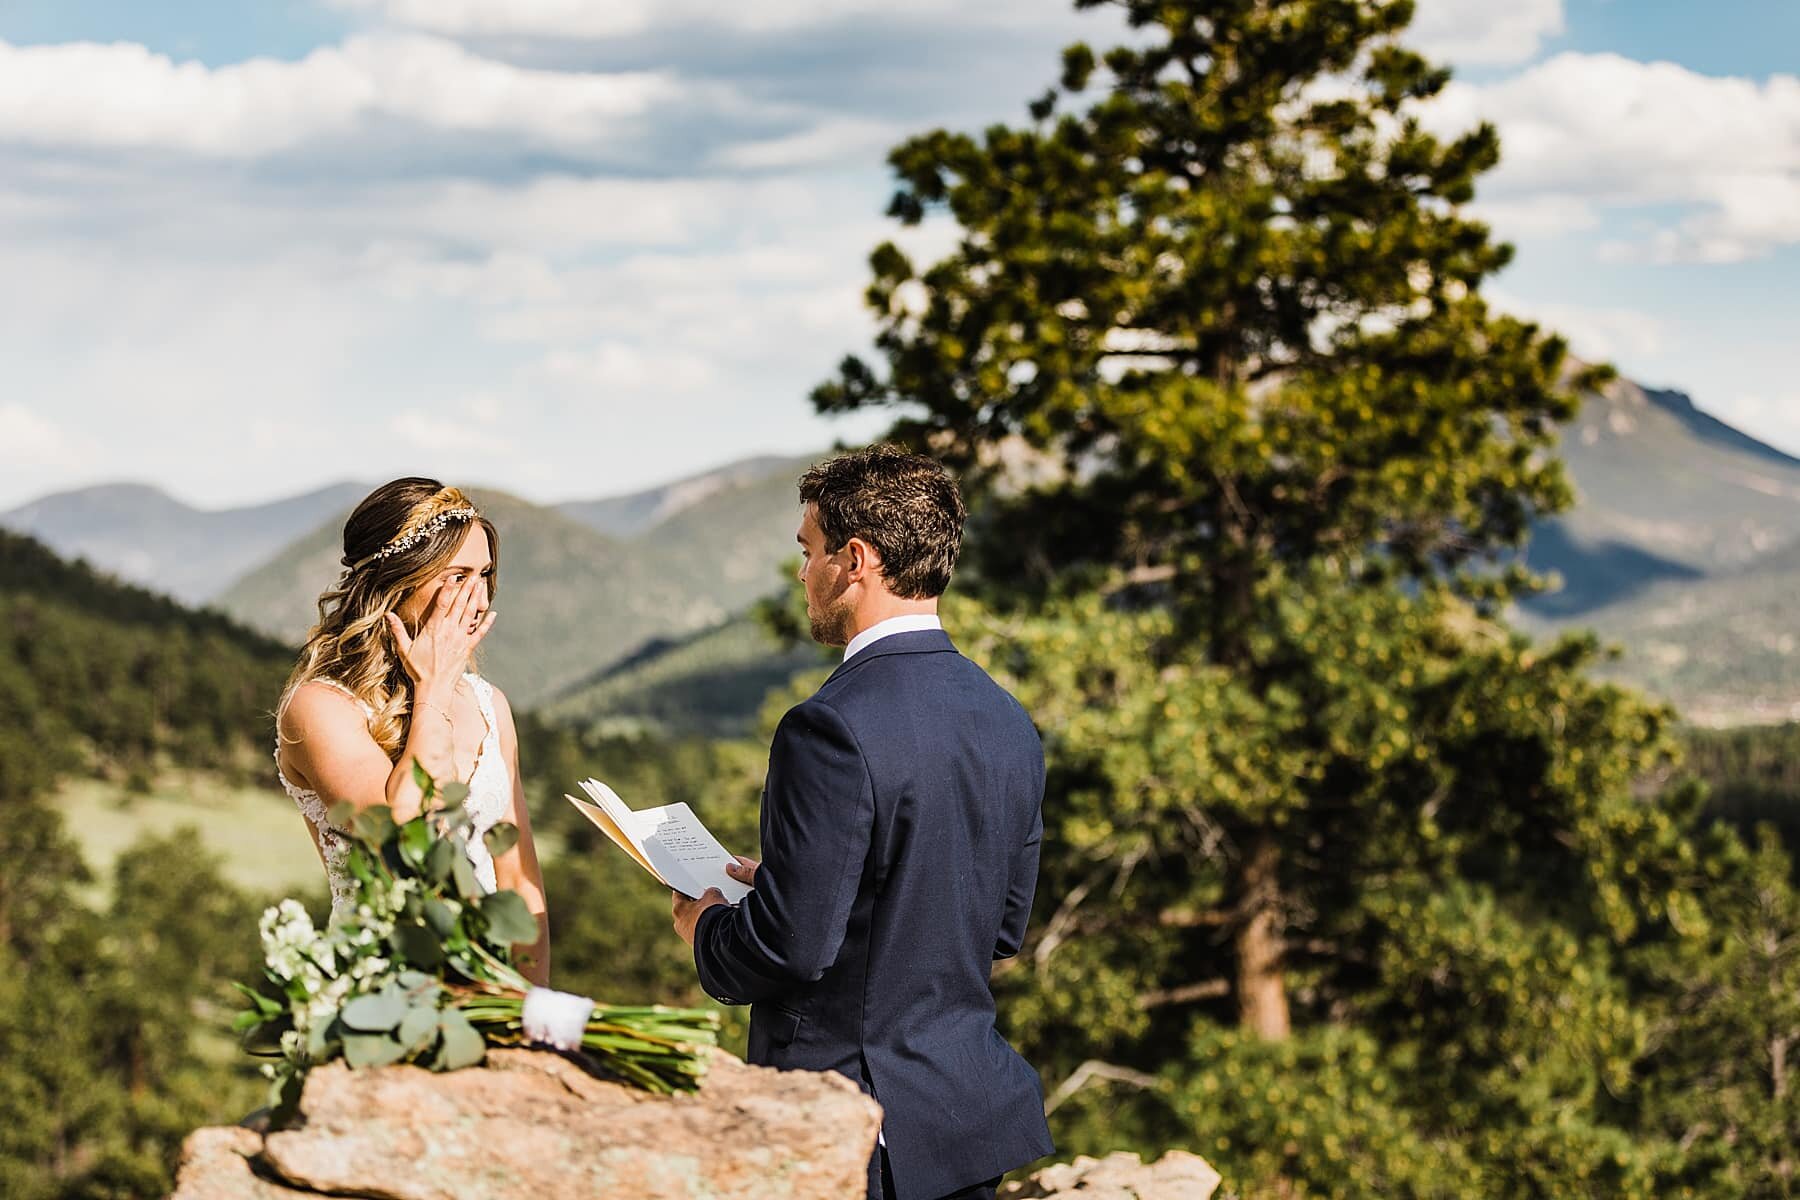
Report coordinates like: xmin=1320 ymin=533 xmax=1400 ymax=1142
xmin=385 ymin=577 xmax=496 ymax=693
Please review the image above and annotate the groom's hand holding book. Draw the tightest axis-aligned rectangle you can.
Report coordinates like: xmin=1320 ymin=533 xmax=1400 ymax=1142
xmin=562 ymin=778 xmax=753 ymax=939
xmin=672 ymin=856 xmax=759 ymax=946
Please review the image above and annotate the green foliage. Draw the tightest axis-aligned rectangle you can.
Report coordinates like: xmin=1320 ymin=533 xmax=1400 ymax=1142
xmin=818 ymin=0 xmax=1597 ymax=615
xmin=810 ymin=1 xmax=1798 ymax=1192
xmin=1633 ymin=828 xmax=1800 ymax=1198
xmin=953 ymin=576 xmax=1721 ymax=1193
xmin=0 ymin=532 xmax=293 ymax=1196
xmin=0 ymin=530 xmax=290 ymax=785
xmin=237 ymin=773 xmax=720 ymax=1107
xmin=542 ymin=611 xmax=827 ymax=738
xmin=0 ymin=805 xmax=267 ymax=1200
xmin=1681 ymin=723 xmax=1800 ymax=854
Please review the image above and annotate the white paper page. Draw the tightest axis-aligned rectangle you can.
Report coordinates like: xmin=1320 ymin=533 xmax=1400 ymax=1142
xmin=578 ymin=778 xmax=638 ymax=830
xmin=563 ymin=792 xmax=664 ymax=884
xmin=629 ymin=802 xmax=752 ymax=904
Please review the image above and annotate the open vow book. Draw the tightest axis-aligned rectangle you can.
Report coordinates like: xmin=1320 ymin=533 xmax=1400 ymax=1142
xmin=564 ymin=778 xmax=752 ymax=904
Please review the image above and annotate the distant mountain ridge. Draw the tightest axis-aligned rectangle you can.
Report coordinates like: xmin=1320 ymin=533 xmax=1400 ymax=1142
xmin=1520 ymin=375 xmax=1800 ymax=618
xmin=9 ymin=380 xmax=1800 ymax=726
xmin=1514 ymin=374 xmax=1800 ymax=722
xmin=207 ymin=454 xmax=827 ymax=707
xmin=556 ymin=454 xmax=812 ymax=538
xmin=1643 ymin=384 xmax=1800 ymax=473
xmin=0 ymin=480 xmax=370 ymax=604
xmin=541 ymin=612 xmax=827 ymax=738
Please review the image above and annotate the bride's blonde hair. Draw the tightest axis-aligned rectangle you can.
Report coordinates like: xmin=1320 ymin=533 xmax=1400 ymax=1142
xmin=281 ymin=478 xmax=501 ymax=757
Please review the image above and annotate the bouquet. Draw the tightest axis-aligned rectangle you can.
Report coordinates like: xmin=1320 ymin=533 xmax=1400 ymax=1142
xmin=235 ymin=765 xmax=719 ymax=1114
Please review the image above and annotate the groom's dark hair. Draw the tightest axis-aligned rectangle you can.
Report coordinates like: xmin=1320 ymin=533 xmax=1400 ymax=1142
xmin=799 ymin=444 xmax=966 ymax=599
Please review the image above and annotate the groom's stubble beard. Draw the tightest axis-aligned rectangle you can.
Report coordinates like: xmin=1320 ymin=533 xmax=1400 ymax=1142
xmin=807 ymin=592 xmax=854 ymax=648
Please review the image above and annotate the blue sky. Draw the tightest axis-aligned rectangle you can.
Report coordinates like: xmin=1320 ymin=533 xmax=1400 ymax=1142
xmin=0 ymin=0 xmax=1794 ymax=510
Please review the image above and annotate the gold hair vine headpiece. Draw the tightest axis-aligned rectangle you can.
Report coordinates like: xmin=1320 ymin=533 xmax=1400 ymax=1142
xmin=349 ymin=489 xmax=480 ymax=572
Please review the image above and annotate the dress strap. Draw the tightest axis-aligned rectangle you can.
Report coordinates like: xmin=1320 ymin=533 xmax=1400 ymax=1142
xmin=465 ymin=673 xmax=498 ymax=743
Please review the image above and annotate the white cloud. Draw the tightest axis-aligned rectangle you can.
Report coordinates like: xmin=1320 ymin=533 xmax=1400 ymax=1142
xmin=0 ymin=34 xmax=677 ymax=159
xmin=1486 ymin=290 xmax=1670 ymax=361
xmin=0 ymin=162 xmax=918 ymax=508
xmin=0 ymin=403 xmax=78 ymax=466
xmin=713 ymin=117 xmax=904 ymax=171
xmin=537 ymin=342 xmax=718 ymax=393
xmin=1467 ymin=194 xmax=1600 ymax=238
xmin=1427 ymin=53 xmax=1800 ymax=261
xmin=328 ymin=0 xmax=1059 ymax=39
xmin=390 ymin=407 xmax=509 ymax=454
xmin=2 ymin=8 xmax=1794 ymax=513
xmin=1408 ymin=0 xmax=1564 ymax=67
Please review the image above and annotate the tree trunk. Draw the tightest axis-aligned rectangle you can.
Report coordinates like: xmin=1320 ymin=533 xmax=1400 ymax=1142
xmin=1235 ymin=831 xmax=1291 ymax=1040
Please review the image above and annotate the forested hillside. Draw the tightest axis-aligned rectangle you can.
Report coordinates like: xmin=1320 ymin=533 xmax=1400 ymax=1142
xmin=0 ymin=530 xmax=773 ymax=1197
xmin=0 ymin=531 xmax=289 ymax=791
xmin=0 ymin=531 xmax=291 ymax=1198
xmin=543 ymin=610 xmax=827 ymax=737
xmin=0 ymin=481 xmax=368 ymax=604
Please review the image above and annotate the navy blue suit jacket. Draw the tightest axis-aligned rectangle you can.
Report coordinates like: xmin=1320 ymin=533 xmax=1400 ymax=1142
xmin=693 ymin=628 xmax=1053 ymax=1199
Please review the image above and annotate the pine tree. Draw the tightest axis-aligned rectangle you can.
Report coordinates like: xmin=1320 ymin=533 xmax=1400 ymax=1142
xmin=816 ymin=0 xmax=1603 ymax=1042
xmin=814 ymin=1 xmax=1741 ymax=1191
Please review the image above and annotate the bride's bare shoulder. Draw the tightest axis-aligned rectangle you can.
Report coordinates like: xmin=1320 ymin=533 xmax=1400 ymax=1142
xmin=279 ymin=680 xmax=373 ymax=739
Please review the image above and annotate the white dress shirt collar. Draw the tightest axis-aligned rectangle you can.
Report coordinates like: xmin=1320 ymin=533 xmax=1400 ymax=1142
xmin=843 ymin=613 xmax=944 ymax=662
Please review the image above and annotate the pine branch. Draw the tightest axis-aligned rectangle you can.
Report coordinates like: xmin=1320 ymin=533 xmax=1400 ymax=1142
xmin=1138 ymin=979 xmax=1231 ymax=1010
xmin=1042 ymin=1058 xmax=1162 ymax=1116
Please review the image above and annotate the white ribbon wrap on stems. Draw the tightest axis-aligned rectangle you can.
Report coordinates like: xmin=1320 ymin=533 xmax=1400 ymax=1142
xmin=521 ymin=986 xmax=596 ymax=1051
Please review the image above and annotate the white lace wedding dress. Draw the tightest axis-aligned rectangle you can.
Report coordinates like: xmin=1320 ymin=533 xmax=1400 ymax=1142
xmin=277 ymin=673 xmax=511 ymax=922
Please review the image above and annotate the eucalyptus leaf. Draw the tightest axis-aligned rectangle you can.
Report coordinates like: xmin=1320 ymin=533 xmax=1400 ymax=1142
xmin=436 ymin=1008 xmax=486 ymax=1071
xmin=450 ymin=852 xmax=479 ymax=899
xmin=240 ymin=1015 xmax=291 ymax=1056
xmin=422 ymin=898 xmax=459 ymax=938
xmin=307 ymin=1011 xmax=336 ymax=1061
xmin=341 ymin=989 xmax=408 ymax=1032
xmin=483 ymin=822 xmax=520 ymax=860
xmin=410 ymin=757 xmax=435 ymax=798
xmin=344 ymin=1032 xmax=409 ymax=1069
xmin=477 ymin=890 xmax=540 ymax=946
xmin=392 ymin=919 xmax=447 ymax=969
xmin=329 ymin=800 xmax=357 ymax=831
xmin=400 ymin=817 xmax=432 ymax=868
xmin=425 ymin=836 xmax=456 ymax=885
xmin=351 ymin=806 xmax=396 ymax=845
xmin=399 ymin=1004 xmax=440 ymax=1052
xmin=440 ymin=781 xmax=470 ymax=810
xmin=397 ymin=969 xmax=434 ymax=992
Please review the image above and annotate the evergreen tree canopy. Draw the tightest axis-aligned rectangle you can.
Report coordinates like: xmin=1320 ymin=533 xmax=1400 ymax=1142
xmin=812 ymin=1 xmax=1791 ymax=1193
xmin=817 ymin=0 xmax=1604 ymax=616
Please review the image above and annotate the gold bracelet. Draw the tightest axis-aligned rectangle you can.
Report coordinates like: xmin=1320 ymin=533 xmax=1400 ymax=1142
xmin=415 ymin=698 xmax=455 ymax=729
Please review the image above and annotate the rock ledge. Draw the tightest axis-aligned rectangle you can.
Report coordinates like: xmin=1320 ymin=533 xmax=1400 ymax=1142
xmin=172 ymin=1048 xmax=883 ymax=1200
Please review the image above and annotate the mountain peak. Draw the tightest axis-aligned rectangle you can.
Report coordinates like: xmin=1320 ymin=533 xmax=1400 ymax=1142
xmin=1639 ymin=385 xmax=1800 ymax=471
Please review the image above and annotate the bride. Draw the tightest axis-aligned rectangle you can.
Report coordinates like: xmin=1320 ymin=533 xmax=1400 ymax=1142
xmin=274 ymin=478 xmax=550 ymax=985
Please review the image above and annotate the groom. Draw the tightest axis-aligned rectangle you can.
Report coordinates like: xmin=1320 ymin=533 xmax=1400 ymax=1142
xmin=672 ymin=445 xmax=1053 ymax=1200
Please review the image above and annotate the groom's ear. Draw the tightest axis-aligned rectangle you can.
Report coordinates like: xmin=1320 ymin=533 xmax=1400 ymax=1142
xmin=844 ymin=536 xmax=885 ymax=584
